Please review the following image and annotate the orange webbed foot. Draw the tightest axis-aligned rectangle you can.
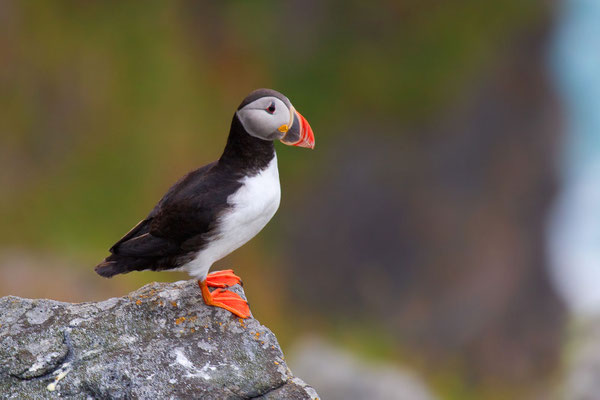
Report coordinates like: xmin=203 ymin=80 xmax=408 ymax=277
xmin=204 ymin=269 xmax=242 ymax=288
xmin=198 ymin=279 xmax=251 ymax=319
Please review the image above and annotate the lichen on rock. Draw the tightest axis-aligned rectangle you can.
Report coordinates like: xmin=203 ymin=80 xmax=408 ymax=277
xmin=0 ymin=280 xmax=318 ymax=399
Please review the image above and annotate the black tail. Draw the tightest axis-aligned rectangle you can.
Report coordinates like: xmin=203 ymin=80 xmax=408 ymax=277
xmin=95 ymin=254 xmax=158 ymax=277
xmin=94 ymin=257 xmax=123 ymax=278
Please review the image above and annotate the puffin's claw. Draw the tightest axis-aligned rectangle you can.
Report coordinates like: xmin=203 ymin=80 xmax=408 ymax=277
xmin=198 ymin=278 xmax=251 ymax=319
xmin=205 ymin=269 xmax=242 ymax=288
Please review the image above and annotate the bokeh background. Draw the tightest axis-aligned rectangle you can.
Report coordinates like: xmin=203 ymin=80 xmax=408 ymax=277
xmin=2 ymin=1 xmax=599 ymax=399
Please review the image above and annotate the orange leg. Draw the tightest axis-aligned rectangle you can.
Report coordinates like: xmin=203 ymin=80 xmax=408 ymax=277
xmin=204 ymin=269 xmax=242 ymax=288
xmin=198 ymin=279 xmax=251 ymax=319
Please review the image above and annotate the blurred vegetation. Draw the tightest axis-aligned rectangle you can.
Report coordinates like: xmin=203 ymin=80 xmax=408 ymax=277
xmin=1 ymin=0 xmax=542 ymax=250
xmin=1 ymin=1 xmax=550 ymax=398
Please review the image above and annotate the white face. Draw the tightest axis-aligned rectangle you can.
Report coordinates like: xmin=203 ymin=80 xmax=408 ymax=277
xmin=236 ymin=96 xmax=293 ymax=141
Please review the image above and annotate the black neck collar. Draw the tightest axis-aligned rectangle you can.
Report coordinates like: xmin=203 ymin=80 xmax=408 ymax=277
xmin=219 ymin=114 xmax=275 ymax=175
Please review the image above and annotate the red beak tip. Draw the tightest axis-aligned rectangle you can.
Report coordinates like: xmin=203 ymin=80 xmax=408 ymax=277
xmin=295 ymin=110 xmax=315 ymax=149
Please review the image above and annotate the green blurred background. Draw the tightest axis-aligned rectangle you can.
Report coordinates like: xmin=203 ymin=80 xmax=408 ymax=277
xmin=0 ymin=1 xmax=573 ymax=399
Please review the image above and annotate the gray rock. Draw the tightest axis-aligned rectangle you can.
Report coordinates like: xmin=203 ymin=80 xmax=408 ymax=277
xmin=0 ymin=280 xmax=318 ymax=399
xmin=289 ymin=337 xmax=437 ymax=400
xmin=561 ymin=316 xmax=600 ymax=400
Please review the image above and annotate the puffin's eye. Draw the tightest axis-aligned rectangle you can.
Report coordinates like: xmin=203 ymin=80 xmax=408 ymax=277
xmin=266 ymin=103 xmax=276 ymax=114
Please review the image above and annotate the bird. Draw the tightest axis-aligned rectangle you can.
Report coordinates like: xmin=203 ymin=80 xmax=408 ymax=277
xmin=95 ymin=88 xmax=314 ymax=319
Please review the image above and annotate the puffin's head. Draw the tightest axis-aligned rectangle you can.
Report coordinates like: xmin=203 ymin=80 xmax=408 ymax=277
xmin=236 ymin=89 xmax=315 ymax=149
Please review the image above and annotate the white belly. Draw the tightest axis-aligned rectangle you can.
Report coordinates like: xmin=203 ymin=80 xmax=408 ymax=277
xmin=184 ymin=155 xmax=281 ymax=279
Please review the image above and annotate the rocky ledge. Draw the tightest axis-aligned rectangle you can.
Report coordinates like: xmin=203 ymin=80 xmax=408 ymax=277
xmin=0 ymin=280 xmax=319 ymax=399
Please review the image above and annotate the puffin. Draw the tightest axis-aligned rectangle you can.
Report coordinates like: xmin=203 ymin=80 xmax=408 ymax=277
xmin=95 ymin=88 xmax=314 ymax=318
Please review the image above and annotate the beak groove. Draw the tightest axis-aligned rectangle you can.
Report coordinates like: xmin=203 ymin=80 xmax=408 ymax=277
xmin=294 ymin=110 xmax=315 ymax=149
xmin=280 ymin=108 xmax=315 ymax=149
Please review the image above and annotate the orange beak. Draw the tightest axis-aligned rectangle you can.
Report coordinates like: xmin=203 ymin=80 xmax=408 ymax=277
xmin=280 ymin=109 xmax=315 ymax=149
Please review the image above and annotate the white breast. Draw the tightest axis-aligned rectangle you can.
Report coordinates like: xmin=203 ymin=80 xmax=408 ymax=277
xmin=184 ymin=155 xmax=281 ymax=279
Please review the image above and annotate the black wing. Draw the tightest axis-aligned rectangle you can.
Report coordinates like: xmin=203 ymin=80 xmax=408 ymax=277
xmin=108 ymin=161 xmax=242 ymax=259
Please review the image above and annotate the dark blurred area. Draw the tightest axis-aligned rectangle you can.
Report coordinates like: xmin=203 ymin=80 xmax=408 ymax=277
xmin=284 ymin=8 xmax=564 ymax=388
xmin=0 ymin=1 xmax=586 ymax=398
